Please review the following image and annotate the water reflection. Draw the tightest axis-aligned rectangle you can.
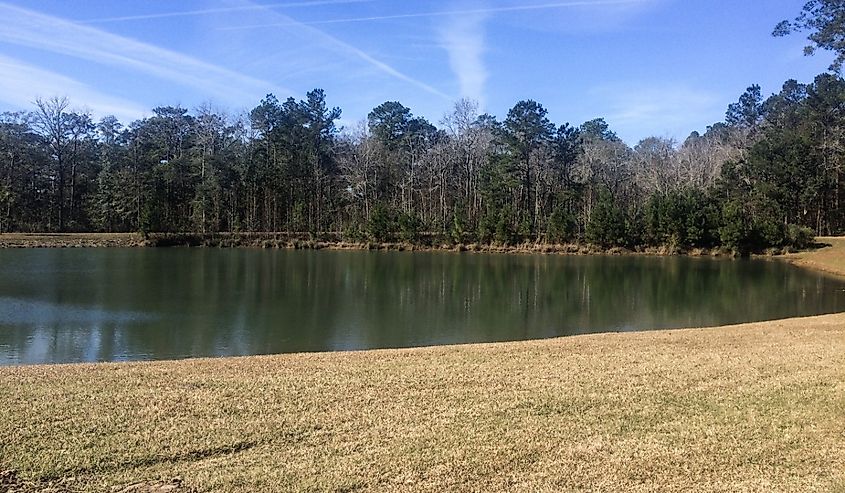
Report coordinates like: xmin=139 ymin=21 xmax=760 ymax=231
xmin=1 ymin=248 xmax=844 ymax=365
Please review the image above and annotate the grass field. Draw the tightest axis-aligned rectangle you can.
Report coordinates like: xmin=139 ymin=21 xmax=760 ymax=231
xmin=2 ymin=314 xmax=845 ymax=492
xmin=2 ymin=239 xmax=845 ymax=492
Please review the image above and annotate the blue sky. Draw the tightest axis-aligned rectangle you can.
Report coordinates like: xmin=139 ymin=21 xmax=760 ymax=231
xmin=0 ymin=0 xmax=834 ymax=143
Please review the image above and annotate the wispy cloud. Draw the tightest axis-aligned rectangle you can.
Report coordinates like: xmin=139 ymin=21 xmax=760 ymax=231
xmin=218 ymin=0 xmax=451 ymax=100
xmin=594 ymin=84 xmax=720 ymax=142
xmin=320 ymin=34 xmax=453 ymax=100
xmin=222 ymin=0 xmax=652 ymax=29
xmin=0 ymin=2 xmax=292 ymax=106
xmin=82 ymin=0 xmax=374 ymax=24
xmin=0 ymin=55 xmax=147 ymax=121
xmin=439 ymin=10 xmax=488 ymax=106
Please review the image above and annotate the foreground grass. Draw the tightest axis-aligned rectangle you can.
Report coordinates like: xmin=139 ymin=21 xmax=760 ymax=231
xmin=2 ymin=315 xmax=845 ymax=492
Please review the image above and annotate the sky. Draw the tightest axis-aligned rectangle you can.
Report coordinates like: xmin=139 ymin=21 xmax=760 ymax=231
xmin=0 ymin=0 xmax=835 ymax=144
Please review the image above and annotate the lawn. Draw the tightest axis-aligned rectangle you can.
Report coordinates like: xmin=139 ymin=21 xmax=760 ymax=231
xmin=2 ymin=314 xmax=844 ymax=492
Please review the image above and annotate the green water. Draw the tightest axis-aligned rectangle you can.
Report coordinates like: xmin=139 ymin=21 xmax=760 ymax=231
xmin=1 ymin=248 xmax=844 ymax=365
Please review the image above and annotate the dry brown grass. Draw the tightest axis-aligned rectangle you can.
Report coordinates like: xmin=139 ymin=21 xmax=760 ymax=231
xmin=784 ymin=236 xmax=845 ymax=278
xmin=0 ymin=233 xmax=145 ymax=248
xmin=2 ymin=315 xmax=845 ymax=492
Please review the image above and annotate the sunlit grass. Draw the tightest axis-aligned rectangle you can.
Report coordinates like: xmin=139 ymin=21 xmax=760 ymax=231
xmin=787 ymin=236 xmax=845 ymax=278
xmin=2 ymin=313 xmax=845 ymax=492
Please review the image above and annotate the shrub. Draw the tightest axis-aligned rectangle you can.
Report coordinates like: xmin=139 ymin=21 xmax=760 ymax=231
xmin=367 ymin=203 xmax=395 ymax=242
xmin=495 ymin=207 xmax=517 ymax=245
xmin=477 ymin=211 xmax=495 ymax=244
xmin=587 ymin=188 xmax=626 ymax=247
xmin=547 ymin=207 xmax=576 ymax=244
xmin=398 ymin=212 xmax=423 ymax=243
xmin=450 ymin=209 xmax=475 ymax=244
xmin=786 ymin=224 xmax=814 ymax=249
xmin=342 ymin=222 xmax=366 ymax=242
xmin=719 ymin=200 xmax=752 ymax=253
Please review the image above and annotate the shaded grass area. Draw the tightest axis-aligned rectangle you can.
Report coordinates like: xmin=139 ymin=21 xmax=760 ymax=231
xmin=2 ymin=315 xmax=845 ymax=492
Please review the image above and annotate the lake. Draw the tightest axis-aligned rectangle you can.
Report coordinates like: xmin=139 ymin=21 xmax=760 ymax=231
xmin=1 ymin=248 xmax=844 ymax=365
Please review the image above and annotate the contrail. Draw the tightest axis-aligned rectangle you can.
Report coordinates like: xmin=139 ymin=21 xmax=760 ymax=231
xmin=221 ymin=0 xmax=650 ymax=30
xmin=218 ymin=0 xmax=453 ymax=100
xmin=82 ymin=0 xmax=375 ymax=24
xmin=324 ymin=35 xmax=453 ymax=100
xmin=0 ymin=3 xmax=293 ymax=104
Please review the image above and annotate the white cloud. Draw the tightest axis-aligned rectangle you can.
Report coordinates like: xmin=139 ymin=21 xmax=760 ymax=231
xmin=439 ymin=11 xmax=488 ymax=106
xmin=0 ymin=54 xmax=147 ymax=122
xmin=0 ymin=2 xmax=293 ymax=106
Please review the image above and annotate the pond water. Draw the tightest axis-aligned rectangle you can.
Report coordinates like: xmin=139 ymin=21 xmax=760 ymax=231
xmin=1 ymin=248 xmax=844 ymax=365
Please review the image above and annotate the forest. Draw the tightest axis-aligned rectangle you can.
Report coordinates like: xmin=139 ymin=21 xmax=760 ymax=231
xmin=4 ymin=0 xmax=845 ymax=255
xmin=2 ymin=71 xmax=845 ymax=254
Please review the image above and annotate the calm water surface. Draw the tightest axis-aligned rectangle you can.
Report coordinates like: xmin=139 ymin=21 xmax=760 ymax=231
xmin=1 ymin=248 xmax=844 ymax=365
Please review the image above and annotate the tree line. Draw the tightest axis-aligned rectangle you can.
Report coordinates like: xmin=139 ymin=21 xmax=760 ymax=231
xmin=1 ymin=74 xmax=844 ymax=253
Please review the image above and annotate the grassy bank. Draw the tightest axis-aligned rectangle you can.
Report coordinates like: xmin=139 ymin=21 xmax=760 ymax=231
xmin=0 ymin=232 xmax=739 ymax=256
xmin=0 ymin=232 xmax=146 ymax=248
xmin=784 ymin=236 xmax=845 ymax=277
xmin=0 ymin=232 xmax=829 ymax=260
xmin=2 ymin=315 xmax=845 ymax=492
xmin=0 ymin=231 xmax=670 ymax=254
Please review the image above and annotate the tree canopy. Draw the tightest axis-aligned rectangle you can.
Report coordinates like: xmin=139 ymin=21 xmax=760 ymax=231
xmin=2 ymin=73 xmax=844 ymax=253
xmin=775 ymin=0 xmax=845 ymax=72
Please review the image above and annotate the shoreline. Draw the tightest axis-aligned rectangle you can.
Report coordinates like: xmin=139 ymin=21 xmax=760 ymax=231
xmin=780 ymin=236 xmax=845 ymax=278
xmin=6 ymin=310 xmax=845 ymax=370
xmin=2 ymin=313 xmax=844 ymax=491
xmin=0 ymin=231 xmax=789 ymax=257
xmin=4 ymin=232 xmax=844 ymax=283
